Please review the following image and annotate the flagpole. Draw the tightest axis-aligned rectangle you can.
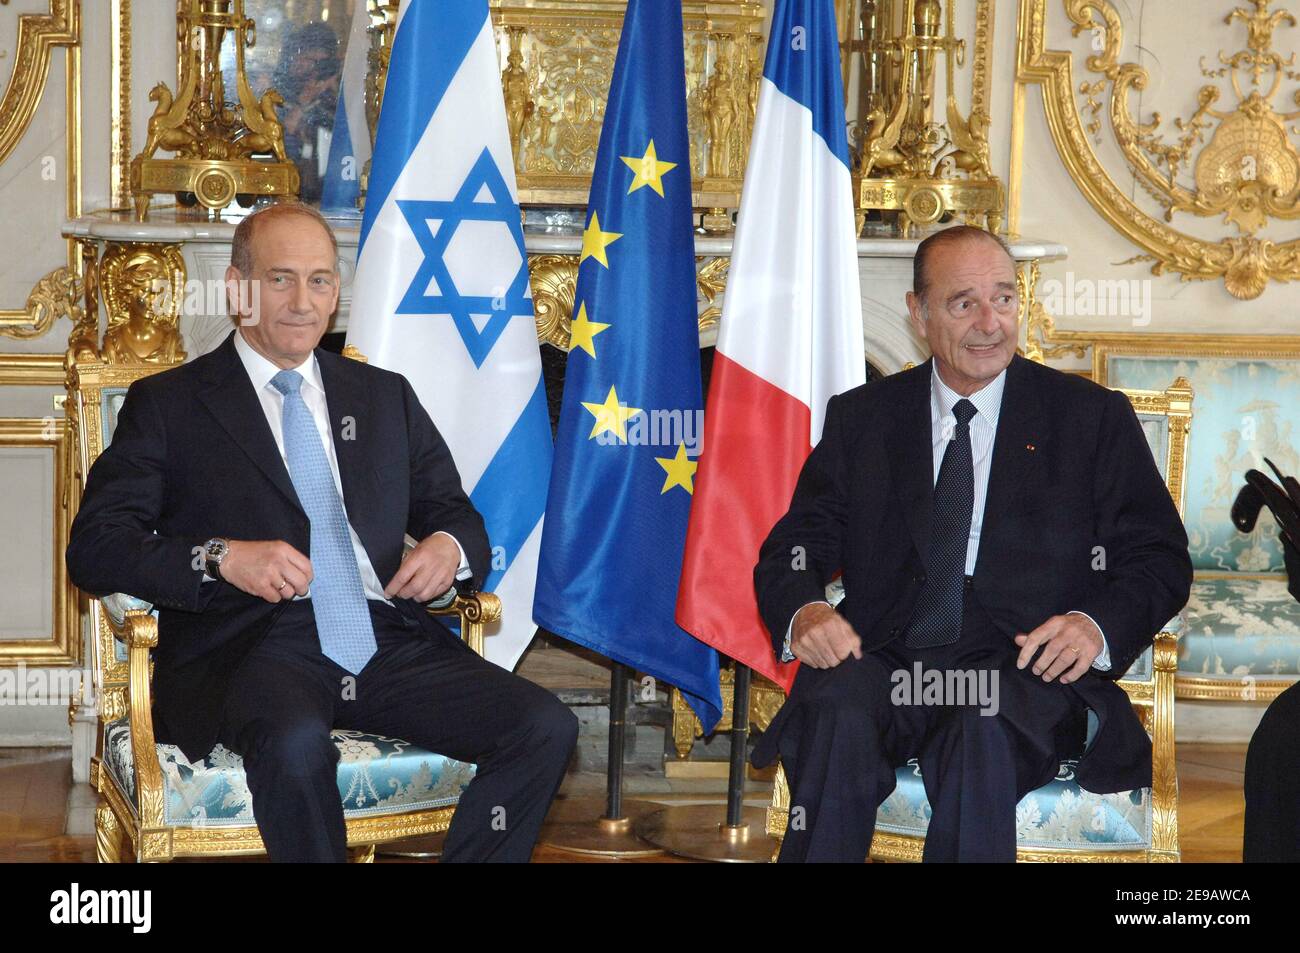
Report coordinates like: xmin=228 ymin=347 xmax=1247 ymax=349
xmin=634 ymin=661 xmax=776 ymax=862
xmin=536 ymin=662 xmax=665 ymax=857
xmin=725 ymin=664 xmax=752 ymax=827
xmin=606 ymin=662 xmax=629 ymax=819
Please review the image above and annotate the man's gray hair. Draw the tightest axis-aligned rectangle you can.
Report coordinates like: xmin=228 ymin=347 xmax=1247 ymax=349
xmin=912 ymin=225 xmax=1013 ymax=303
xmin=230 ymin=202 xmax=339 ymax=276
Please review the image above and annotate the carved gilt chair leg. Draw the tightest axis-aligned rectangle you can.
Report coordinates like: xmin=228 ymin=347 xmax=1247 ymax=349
xmin=95 ymin=799 xmax=127 ymax=864
xmin=348 ymin=844 xmax=376 ymax=863
xmin=671 ymin=705 xmax=697 ymax=760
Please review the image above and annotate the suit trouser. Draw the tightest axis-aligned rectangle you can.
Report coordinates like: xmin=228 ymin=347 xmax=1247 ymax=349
xmin=1243 ymin=679 xmax=1300 ymax=862
xmin=217 ymin=598 xmax=578 ymax=863
xmin=776 ymin=581 xmax=1083 ymax=863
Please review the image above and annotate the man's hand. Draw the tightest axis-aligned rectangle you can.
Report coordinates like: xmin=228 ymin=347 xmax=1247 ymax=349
xmin=384 ymin=532 xmax=460 ymax=603
xmin=222 ymin=540 xmax=313 ymax=603
xmin=1014 ymin=614 xmax=1104 ymax=684
xmin=791 ymin=603 xmax=863 ymax=669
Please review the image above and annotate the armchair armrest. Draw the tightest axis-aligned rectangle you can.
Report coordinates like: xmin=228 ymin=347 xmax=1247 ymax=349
xmin=1147 ymin=626 xmax=1179 ymax=858
xmin=109 ymin=604 xmax=167 ymax=832
xmin=429 ymin=591 xmax=501 ymax=658
xmin=102 ymin=592 xmax=155 ymax=636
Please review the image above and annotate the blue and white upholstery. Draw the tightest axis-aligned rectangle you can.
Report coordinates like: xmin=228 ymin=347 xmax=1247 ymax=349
xmin=1106 ymin=355 xmax=1300 ymax=699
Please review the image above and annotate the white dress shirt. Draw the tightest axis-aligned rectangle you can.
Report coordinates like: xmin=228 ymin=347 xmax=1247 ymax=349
xmin=783 ymin=363 xmax=1110 ymax=669
xmin=220 ymin=331 xmax=468 ymax=601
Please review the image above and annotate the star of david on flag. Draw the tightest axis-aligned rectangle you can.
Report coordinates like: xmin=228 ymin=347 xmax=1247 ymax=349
xmin=396 ymin=149 xmax=533 ymax=368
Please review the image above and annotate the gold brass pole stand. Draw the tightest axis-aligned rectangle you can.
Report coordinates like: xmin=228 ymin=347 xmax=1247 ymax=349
xmin=536 ymin=796 xmax=666 ymax=858
xmin=634 ymin=803 xmax=772 ymax=863
xmin=635 ymin=665 xmax=778 ymax=862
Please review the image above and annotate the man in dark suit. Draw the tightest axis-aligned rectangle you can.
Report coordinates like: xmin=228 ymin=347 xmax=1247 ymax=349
xmin=752 ymin=226 xmax=1192 ymax=862
xmin=67 ymin=203 xmax=577 ymax=862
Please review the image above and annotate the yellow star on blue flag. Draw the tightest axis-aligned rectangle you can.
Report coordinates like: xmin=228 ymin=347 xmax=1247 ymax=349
xmin=620 ymin=140 xmax=677 ymax=196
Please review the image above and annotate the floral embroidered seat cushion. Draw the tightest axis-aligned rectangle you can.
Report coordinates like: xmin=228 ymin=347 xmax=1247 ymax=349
xmin=103 ymin=719 xmax=475 ymax=827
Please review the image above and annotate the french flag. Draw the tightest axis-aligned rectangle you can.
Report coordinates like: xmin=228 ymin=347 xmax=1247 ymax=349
xmin=676 ymin=0 xmax=864 ymax=691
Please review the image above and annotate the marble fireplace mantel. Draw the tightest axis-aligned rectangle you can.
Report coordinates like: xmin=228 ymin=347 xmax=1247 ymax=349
xmin=64 ymin=210 xmax=1067 ymax=374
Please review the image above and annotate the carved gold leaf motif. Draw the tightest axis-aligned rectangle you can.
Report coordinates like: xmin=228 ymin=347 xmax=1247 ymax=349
xmin=1019 ymin=0 xmax=1300 ymax=299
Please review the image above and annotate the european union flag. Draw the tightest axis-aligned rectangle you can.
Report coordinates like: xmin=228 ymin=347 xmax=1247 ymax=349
xmin=534 ymin=0 xmax=722 ymax=730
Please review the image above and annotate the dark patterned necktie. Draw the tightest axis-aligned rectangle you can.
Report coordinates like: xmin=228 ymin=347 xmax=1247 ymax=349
xmin=905 ymin=398 xmax=977 ymax=649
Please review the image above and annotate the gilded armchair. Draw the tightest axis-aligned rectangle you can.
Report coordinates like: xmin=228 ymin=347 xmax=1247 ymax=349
xmin=70 ymin=346 xmax=498 ymax=863
xmin=765 ymin=378 xmax=1193 ymax=862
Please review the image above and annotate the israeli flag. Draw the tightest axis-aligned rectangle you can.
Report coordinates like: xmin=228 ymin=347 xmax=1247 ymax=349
xmin=321 ymin=0 xmax=373 ymax=211
xmin=346 ymin=0 xmax=552 ymax=670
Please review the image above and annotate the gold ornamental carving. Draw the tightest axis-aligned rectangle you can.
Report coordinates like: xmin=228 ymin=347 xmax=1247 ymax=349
xmin=95 ymin=801 xmax=125 ymax=864
xmin=695 ymin=255 xmax=730 ymax=333
xmin=66 ymin=241 xmax=99 ymax=363
xmin=1 ymin=266 xmax=83 ymax=341
xmin=112 ymin=0 xmax=131 ymax=209
xmin=130 ymin=0 xmax=299 ymax=218
xmin=487 ymin=1 xmax=765 ymax=225
xmin=502 ymin=25 xmax=534 ymax=161
xmin=669 ymin=668 xmax=785 ymax=760
xmin=527 ymin=252 xmax=731 ymax=348
xmin=1018 ymin=259 xmax=1087 ymax=362
xmin=0 ymin=0 xmax=80 ymax=166
xmin=98 ymin=244 xmax=187 ymax=365
xmin=357 ymin=0 xmax=399 ymax=210
xmin=529 ymin=253 xmax=580 ymax=348
xmin=0 ymin=0 xmax=82 ymax=339
xmin=850 ymin=0 xmax=1004 ymax=236
xmin=1018 ymin=0 xmax=1300 ymax=299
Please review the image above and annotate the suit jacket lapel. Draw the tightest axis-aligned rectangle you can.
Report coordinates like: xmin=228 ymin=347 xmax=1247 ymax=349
xmin=196 ymin=333 xmax=305 ymax=519
xmin=316 ymin=349 xmax=384 ymax=571
xmin=886 ymin=359 xmax=935 ymax=559
xmin=975 ymin=355 xmax=1045 ymax=572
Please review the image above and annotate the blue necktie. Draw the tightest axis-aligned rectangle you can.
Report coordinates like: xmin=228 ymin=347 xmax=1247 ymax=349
xmin=905 ymin=398 xmax=977 ymax=649
xmin=270 ymin=369 xmax=376 ymax=673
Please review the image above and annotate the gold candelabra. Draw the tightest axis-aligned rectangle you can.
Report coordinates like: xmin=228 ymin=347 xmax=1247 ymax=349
xmin=851 ymin=0 xmax=1003 ymax=236
xmin=130 ymin=0 xmax=300 ymax=219
xmin=358 ymin=0 xmax=399 ymax=211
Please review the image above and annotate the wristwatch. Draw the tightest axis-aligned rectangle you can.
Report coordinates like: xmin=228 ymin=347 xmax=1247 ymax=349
xmin=202 ymin=538 xmax=230 ymax=581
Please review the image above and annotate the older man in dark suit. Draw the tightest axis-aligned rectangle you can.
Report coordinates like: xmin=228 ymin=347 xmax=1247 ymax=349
xmin=67 ymin=203 xmax=576 ymax=862
xmin=752 ymin=226 xmax=1192 ymax=862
